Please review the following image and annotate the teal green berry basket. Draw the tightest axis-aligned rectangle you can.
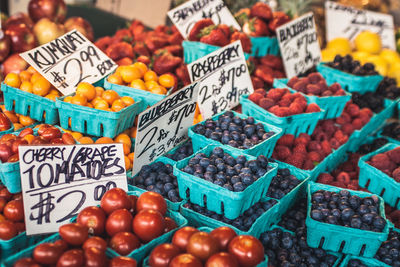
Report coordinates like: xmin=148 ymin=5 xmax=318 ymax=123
xmin=104 ymin=75 xmax=165 ymax=106
xmin=127 ymin=157 xmax=181 ymax=211
xmin=1 ymin=83 xmax=58 ymax=124
xmin=182 ymin=41 xmax=250 ymax=64
xmin=173 ymin=144 xmax=278 ymax=220
xmin=306 ymin=182 xmax=390 ymax=257
xmin=240 ymin=95 xmax=323 ymax=136
xmin=163 ymin=138 xmax=195 ymax=163
xmin=55 ymin=93 xmax=145 ymax=138
xmin=188 ymin=111 xmax=283 ymax=157
xmin=339 ymin=255 xmax=389 ymax=267
xmin=180 ymin=197 xmax=280 ymax=237
xmin=250 ymin=36 xmax=280 ymax=57
xmin=273 ymin=78 xmax=351 ymax=119
xmin=358 ymin=143 xmax=400 ymax=209
xmin=0 ymin=124 xmax=14 ymax=137
xmin=316 ymin=63 xmax=384 ymax=93
xmin=0 ymin=232 xmax=50 ymax=261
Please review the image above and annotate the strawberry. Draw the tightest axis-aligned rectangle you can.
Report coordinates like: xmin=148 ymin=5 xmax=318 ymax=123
xmin=249 ymin=93 xmax=265 ymax=105
xmin=251 ymin=76 xmax=264 ymax=89
xmin=188 ymin=19 xmax=214 ymax=41
xmin=199 ymin=25 xmax=230 ymax=47
xmin=136 ymin=55 xmax=150 ymax=65
xmin=129 ymin=20 xmax=146 ymax=39
xmin=152 ymin=52 xmax=182 ymax=75
xmin=175 ymin=64 xmax=191 ymax=86
xmin=168 ymin=32 xmax=184 ymax=45
xmin=133 ymin=42 xmax=150 ymax=57
xmin=105 ymin=42 xmax=134 ymax=61
xmin=243 ymin=18 xmax=270 ymax=37
xmin=230 ymin=31 xmax=252 ymax=53
xmin=95 ymin=36 xmax=112 ymax=52
xmin=260 ymin=55 xmax=283 ymax=70
xmin=268 ymin=11 xmax=290 ymax=32
xmin=145 ymin=35 xmax=169 ymax=53
xmin=254 ymin=88 xmax=267 ymax=96
xmin=250 ymin=2 xmax=273 ymax=21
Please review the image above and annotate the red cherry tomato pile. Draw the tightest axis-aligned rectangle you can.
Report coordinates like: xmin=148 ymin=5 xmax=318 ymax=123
xmin=149 ymin=226 xmax=265 ymax=267
xmin=0 ymin=124 xmax=75 ymax=163
xmin=0 ymin=112 xmax=12 ymax=132
xmin=0 ymin=186 xmax=24 ymax=241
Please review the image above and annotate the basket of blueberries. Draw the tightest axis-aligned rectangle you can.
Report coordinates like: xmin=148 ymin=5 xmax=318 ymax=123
xmin=306 ymin=182 xmax=389 ymax=258
xmin=317 ymin=55 xmax=383 ymax=94
xmin=173 ymin=144 xmax=278 ymax=219
xmin=189 ymin=110 xmax=282 ymax=157
xmin=164 ymin=139 xmax=194 ymax=163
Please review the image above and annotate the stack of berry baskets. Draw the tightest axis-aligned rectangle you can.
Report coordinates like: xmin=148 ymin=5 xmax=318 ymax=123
xmin=173 ymin=144 xmax=278 ymax=220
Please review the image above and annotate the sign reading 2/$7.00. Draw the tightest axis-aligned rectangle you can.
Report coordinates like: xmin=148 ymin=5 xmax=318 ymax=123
xmin=187 ymin=40 xmax=254 ymax=120
xmin=19 ymin=30 xmax=117 ymax=96
xmin=19 ymin=143 xmax=127 ymax=235
xmin=276 ymin=12 xmax=321 ymax=79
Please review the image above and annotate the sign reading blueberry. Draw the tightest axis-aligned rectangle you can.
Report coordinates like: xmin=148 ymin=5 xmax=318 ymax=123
xmin=167 ymin=0 xmax=240 ymax=39
xmin=19 ymin=143 xmax=127 ymax=235
xmin=325 ymin=1 xmax=395 ymax=50
xmin=276 ymin=12 xmax=321 ymax=79
xmin=132 ymin=82 xmax=200 ymax=175
xmin=187 ymin=40 xmax=254 ymax=120
xmin=19 ymin=30 xmax=117 ymax=96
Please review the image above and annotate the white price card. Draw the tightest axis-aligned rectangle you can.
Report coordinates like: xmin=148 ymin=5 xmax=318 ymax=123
xmin=276 ymin=12 xmax=321 ymax=79
xmin=167 ymin=0 xmax=240 ymax=39
xmin=132 ymin=82 xmax=200 ymax=175
xmin=20 ymin=30 xmax=117 ymax=96
xmin=19 ymin=143 xmax=127 ymax=235
xmin=326 ymin=1 xmax=395 ymax=50
xmin=187 ymin=40 xmax=254 ymax=119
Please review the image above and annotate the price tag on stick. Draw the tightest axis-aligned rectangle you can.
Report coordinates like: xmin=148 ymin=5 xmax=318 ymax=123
xmin=19 ymin=143 xmax=127 ymax=235
xmin=19 ymin=30 xmax=117 ymax=95
xmin=187 ymin=40 xmax=254 ymax=119
xmin=325 ymin=1 xmax=395 ymax=50
xmin=167 ymin=0 xmax=240 ymax=39
xmin=276 ymin=12 xmax=321 ymax=79
xmin=132 ymin=82 xmax=200 ymax=175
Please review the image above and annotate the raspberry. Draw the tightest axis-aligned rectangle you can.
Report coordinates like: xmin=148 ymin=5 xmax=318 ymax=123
xmin=329 ymin=82 xmax=341 ymax=93
xmin=305 ymin=103 xmax=321 ymax=113
xmin=288 ymin=102 xmax=303 ymax=115
xmin=341 ymin=123 xmax=354 ymax=135
xmin=321 ymin=120 xmax=337 ymax=137
xmin=318 ymin=80 xmax=328 ymax=92
xmin=274 ymin=145 xmax=291 ymax=160
xmin=251 ymin=76 xmax=264 ymax=89
xmin=278 ymin=99 xmax=291 ymax=107
xmin=306 ymin=84 xmax=321 ymax=95
xmin=287 ymin=76 xmax=299 ymax=88
xmin=336 ymin=172 xmax=351 ymax=185
xmin=298 ymin=133 xmax=311 ymax=142
xmin=308 ymin=151 xmax=322 ymax=162
xmin=292 ymin=80 xmax=307 ymax=93
xmin=277 ymin=134 xmax=295 ymax=147
xmin=386 ymin=148 xmax=400 ymax=164
xmin=308 ymin=72 xmax=323 ymax=84
xmin=294 ymin=135 xmax=310 ymax=146
xmin=293 ymin=97 xmax=307 ymax=111
xmin=303 ymin=159 xmax=315 ymax=170
xmin=359 ymin=108 xmax=373 ymax=118
xmin=281 ymin=92 xmax=295 ymax=102
xmin=286 ymin=153 xmax=305 ymax=168
xmin=318 ymin=173 xmax=334 ymax=184
xmin=352 ymin=118 xmax=364 ymax=130
xmin=330 ymin=138 xmax=341 ymax=149
xmin=369 ymin=153 xmax=392 ymax=171
xmin=308 ymin=141 xmax=322 ymax=151
xmin=267 ymin=88 xmax=286 ymax=101
xmin=254 ymin=88 xmax=267 ymax=96
xmin=334 ymin=130 xmax=345 ymax=140
xmin=359 ymin=114 xmax=371 ymax=125
xmin=268 ymin=105 xmax=280 ymax=114
xmin=336 ymin=112 xmax=351 ymax=125
xmin=293 ymin=143 xmax=307 ymax=154
xmin=259 ymin=97 xmax=275 ymax=110
xmin=392 ymin=168 xmax=400 ymax=182
xmin=346 ymin=103 xmax=360 ymax=117
xmin=321 ymin=90 xmax=333 ymax=96
xmin=249 ymin=93 xmax=264 ymax=105
xmin=334 ymin=90 xmax=346 ymax=96
xmin=273 ymin=107 xmax=290 ymax=117
xmin=337 ymin=135 xmax=349 ymax=145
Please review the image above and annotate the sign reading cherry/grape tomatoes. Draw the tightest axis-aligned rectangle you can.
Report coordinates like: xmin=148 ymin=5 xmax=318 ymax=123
xmin=132 ymin=82 xmax=200 ymax=175
xmin=19 ymin=143 xmax=127 ymax=235
xmin=19 ymin=30 xmax=117 ymax=96
xmin=187 ymin=40 xmax=253 ymax=120
xmin=167 ymin=0 xmax=240 ymax=39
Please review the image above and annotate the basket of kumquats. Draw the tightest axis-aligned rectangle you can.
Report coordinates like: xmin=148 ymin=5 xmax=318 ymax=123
xmin=1 ymin=67 xmax=60 ymax=124
xmin=104 ymin=62 xmax=176 ymax=106
xmin=56 ymin=82 xmax=145 ymax=138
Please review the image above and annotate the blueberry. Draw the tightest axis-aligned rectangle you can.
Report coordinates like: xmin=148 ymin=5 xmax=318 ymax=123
xmin=231 ymin=175 xmax=241 ymax=185
xmin=210 ymin=132 xmax=221 ymax=141
xmin=199 ymin=158 xmax=210 ymax=168
xmin=373 ymin=217 xmax=386 ymax=231
xmin=233 ymin=182 xmax=245 ymax=192
xmin=221 ymin=134 xmax=230 ymax=144
xmin=311 ymin=210 xmax=323 ymax=221
xmin=206 ymin=165 xmax=217 ymax=174
xmin=241 ymin=173 xmax=254 ymax=186
xmin=312 ymin=192 xmax=324 ymax=203
xmin=341 ymin=208 xmax=355 ymax=221
xmin=350 ymin=215 xmax=362 ymax=228
xmin=223 ymin=183 xmax=233 ymax=191
xmin=183 ymin=165 xmax=194 ymax=174
xmin=214 ymin=179 xmax=225 ymax=187
xmin=228 ymin=140 xmax=238 ymax=147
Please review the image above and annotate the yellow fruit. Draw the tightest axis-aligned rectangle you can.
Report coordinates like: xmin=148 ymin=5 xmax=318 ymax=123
xmin=20 ymin=81 xmax=33 ymax=93
xmin=388 ymin=61 xmax=400 ymax=86
xmin=326 ymin=37 xmax=352 ymax=55
xmin=4 ymin=73 xmax=21 ymax=88
xmin=379 ymin=49 xmax=400 ymax=65
xmin=321 ymin=48 xmax=338 ymax=62
xmin=120 ymin=66 xmax=142 ymax=84
xmin=76 ymin=82 xmax=96 ymax=101
xmin=351 ymin=51 xmax=371 ymax=64
xmin=365 ymin=55 xmax=388 ymax=76
xmin=354 ymin=31 xmax=382 ymax=54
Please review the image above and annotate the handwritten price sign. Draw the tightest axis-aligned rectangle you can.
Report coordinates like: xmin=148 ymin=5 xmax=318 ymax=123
xmin=20 ymin=30 xmax=117 ymax=95
xmin=326 ymin=1 xmax=395 ymax=50
xmin=132 ymin=83 xmax=200 ymax=175
xmin=167 ymin=0 xmax=240 ymax=39
xmin=188 ymin=40 xmax=253 ymax=119
xmin=19 ymin=143 xmax=127 ymax=235
xmin=276 ymin=13 xmax=321 ymax=79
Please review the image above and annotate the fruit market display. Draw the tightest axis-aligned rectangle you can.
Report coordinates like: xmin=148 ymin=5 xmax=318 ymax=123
xmin=2 ymin=0 xmax=400 ymax=266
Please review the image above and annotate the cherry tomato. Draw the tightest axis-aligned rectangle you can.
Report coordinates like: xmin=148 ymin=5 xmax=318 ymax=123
xmin=7 ymin=153 xmax=19 ymax=162
xmin=56 ymin=249 xmax=84 ymax=267
xmin=128 ymin=195 xmax=137 ymax=213
xmin=12 ymin=193 xmax=22 ymax=200
xmin=18 ymin=127 xmax=34 ymax=138
xmin=149 ymin=243 xmax=181 ymax=267
xmin=0 ymin=143 xmax=12 ymax=162
xmin=0 ymin=197 xmax=6 ymax=213
xmin=0 ymin=187 xmax=12 ymax=201
xmin=164 ymin=217 xmax=178 ymax=233
xmin=83 ymin=237 xmax=108 ymax=252
xmin=172 ymin=227 xmax=199 ymax=251
xmin=205 ymin=252 xmax=239 ymax=267
xmin=109 ymin=232 xmax=141 ymax=256
xmin=31 ymin=136 xmax=48 ymax=145
xmin=169 ymin=254 xmax=202 ymax=267
xmin=109 ymin=256 xmax=137 ymax=267
xmin=100 ymin=188 xmax=131 ymax=215
xmin=136 ymin=191 xmax=167 ymax=215
xmin=106 ymin=209 xmax=133 ymax=237
xmin=33 ymin=243 xmax=63 ymax=265
xmin=40 ymin=127 xmax=62 ymax=140
xmin=11 ymin=138 xmax=28 ymax=154
xmin=62 ymin=133 xmax=76 ymax=145
xmin=59 ymin=223 xmax=89 ymax=246
xmin=0 ymin=134 xmax=17 ymax=144
xmin=0 ymin=220 xmax=18 ymax=240
xmin=3 ymin=199 xmax=24 ymax=222
xmin=54 ymin=239 xmax=69 ymax=253
xmin=132 ymin=209 xmax=165 ymax=243
xmin=77 ymin=206 xmax=106 ymax=235
xmin=14 ymin=257 xmax=41 ymax=267
xmin=84 ymin=247 xmax=108 ymax=267
xmin=51 ymin=138 xmax=64 ymax=144
xmin=228 ymin=235 xmax=264 ymax=267
xmin=210 ymin=227 xmax=237 ymax=251
xmin=37 ymin=124 xmax=52 ymax=136
xmin=186 ymin=231 xmax=220 ymax=262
